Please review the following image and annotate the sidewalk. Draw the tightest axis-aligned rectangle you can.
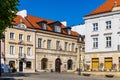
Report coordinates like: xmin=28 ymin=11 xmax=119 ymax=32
xmin=75 ymin=71 xmax=120 ymax=77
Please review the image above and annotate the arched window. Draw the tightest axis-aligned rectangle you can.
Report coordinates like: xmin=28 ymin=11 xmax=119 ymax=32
xmin=67 ymin=59 xmax=73 ymax=70
xmin=41 ymin=58 xmax=48 ymax=70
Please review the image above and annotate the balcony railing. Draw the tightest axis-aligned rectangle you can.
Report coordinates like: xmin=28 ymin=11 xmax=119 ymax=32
xmin=18 ymin=53 xmax=26 ymax=59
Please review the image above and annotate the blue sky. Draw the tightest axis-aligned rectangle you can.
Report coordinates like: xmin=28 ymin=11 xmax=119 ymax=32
xmin=18 ymin=0 xmax=105 ymax=26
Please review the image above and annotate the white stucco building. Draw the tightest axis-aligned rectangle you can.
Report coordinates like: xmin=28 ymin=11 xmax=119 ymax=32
xmin=84 ymin=0 xmax=120 ymax=71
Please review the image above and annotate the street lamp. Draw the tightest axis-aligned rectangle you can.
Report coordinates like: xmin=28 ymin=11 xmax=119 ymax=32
xmin=78 ymin=46 xmax=82 ymax=75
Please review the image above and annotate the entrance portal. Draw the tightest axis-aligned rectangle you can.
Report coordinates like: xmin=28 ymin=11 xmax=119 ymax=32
xmin=19 ymin=61 xmax=23 ymax=72
xmin=55 ymin=58 xmax=62 ymax=72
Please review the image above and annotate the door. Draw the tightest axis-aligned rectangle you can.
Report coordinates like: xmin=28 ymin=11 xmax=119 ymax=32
xmin=92 ymin=58 xmax=99 ymax=69
xmin=19 ymin=61 xmax=23 ymax=72
xmin=55 ymin=58 xmax=62 ymax=72
xmin=105 ymin=58 xmax=112 ymax=69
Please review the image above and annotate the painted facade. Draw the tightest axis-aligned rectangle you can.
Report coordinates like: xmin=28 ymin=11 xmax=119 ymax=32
xmin=84 ymin=0 xmax=120 ymax=71
xmin=5 ymin=25 xmax=36 ymax=72
xmin=3 ymin=10 xmax=84 ymax=73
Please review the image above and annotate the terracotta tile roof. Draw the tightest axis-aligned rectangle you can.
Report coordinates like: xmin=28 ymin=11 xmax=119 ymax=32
xmin=26 ymin=15 xmax=54 ymax=29
xmin=86 ymin=0 xmax=120 ymax=16
xmin=12 ymin=14 xmax=79 ymax=37
xmin=12 ymin=15 xmax=33 ymax=28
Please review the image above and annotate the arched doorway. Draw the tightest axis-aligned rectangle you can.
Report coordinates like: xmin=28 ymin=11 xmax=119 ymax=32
xmin=41 ymin=58 xmax=48 ymax=70
xmin=55 ymin=58 xmax=62 ymax=72
xmin=67 ymin=59 xmax=73 ymax=70
xmin=9 ymin=61 xmax=15 ymax=69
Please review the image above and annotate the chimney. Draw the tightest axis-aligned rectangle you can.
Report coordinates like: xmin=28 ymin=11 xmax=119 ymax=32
xmin=16 ymin=10 xmax=27 ymax=18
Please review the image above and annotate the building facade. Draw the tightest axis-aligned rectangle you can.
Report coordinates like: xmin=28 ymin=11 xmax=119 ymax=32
xmin=26 ymin=15 xmax=79 ymax=72
xmin=5 ymin=15 xmax=36 ymax=72
xmin=3 ymin=10 xmax=84 ymax=72
xmin=84 ymin=0 xmax=120 ymax=71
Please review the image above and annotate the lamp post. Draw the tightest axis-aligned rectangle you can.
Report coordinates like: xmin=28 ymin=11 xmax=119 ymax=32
xmin=78 ymin=46 xmax=82 ymax=75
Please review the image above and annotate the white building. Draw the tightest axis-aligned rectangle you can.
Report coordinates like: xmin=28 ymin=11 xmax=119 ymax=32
xmin=84 ymin=0 xmax=120 ymax=71
xmin=72 ymin=24 xmax=85 ymax=35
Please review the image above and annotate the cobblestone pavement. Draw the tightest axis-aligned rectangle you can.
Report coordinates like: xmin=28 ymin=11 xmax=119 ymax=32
xmin=1 ymin=72 xmax=120 ymax=80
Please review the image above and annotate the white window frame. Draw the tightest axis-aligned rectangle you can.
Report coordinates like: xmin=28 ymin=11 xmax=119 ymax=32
xmin=72 ymin=43 xmax=75 ymax=51
xmin=19 ymin=34 xmax=23 ymax=40
xmin=27 ymin=35 xmax=31 ymax=42
xmin=106 ymin=21 xmax=111 ymax=29
xmin=10 ymin=32 xmax=15 ymax=40
xmin=10 ymin=46 xmax=15 ymax=55
xmin=19 ymin=46 xmax=23 ymax=57
xmin=65 ymin=42 xmax=68 ymax=51
xmin=42 ymin=23 xmax=47 ymax=30
xmin=93 ymin=23 xmax=98 ymax=31
xmin=56 ymin=41 xmax=60 ymax=50
xmin=93 ymin=38 xmax=98 ymax=48
xmin=47 ymin=40 xmax=51 ymax=49
xmin=27 ymin=47 xmax=31 ymax=56
xmin=54 ymin=25 xmax=61 ymax=32
xmin=38 ymin=38 xmax=42 ymax=48
xmin=106 ymin=36 xmax=111 ymax=47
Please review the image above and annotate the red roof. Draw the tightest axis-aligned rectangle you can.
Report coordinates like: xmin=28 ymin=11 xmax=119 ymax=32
xmin=12 ymin=14 xmax=79 ymax=37
xmin=87 ymin=0 xmax=120 ymax=16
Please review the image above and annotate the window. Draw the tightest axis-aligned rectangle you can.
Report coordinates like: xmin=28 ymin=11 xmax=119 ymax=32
xmin=68 ymin=29 xmax=71 ymax=35
xmin=54 ymin=25 xmax=61 ymax=33
xmin=65 ymin=42 xmax=68 ymax=51
xmin=93 ymin=23 xmax=98 ymax=31
xmin=106 ymin=36 xmax=111 ymax=47
xmin=26 ymin=61 xmax=32 ymax=69
xmin=19 ymin=47 xmax=23 ymax=57
xmin=27 ymin=47 xmax=31 ymax=56
xmin=27 ymin=35 xmax=31 ymax=42
xmin=47 ymin=40 xmax=51 ymax=49
xmin=10 ymin=32 xmax=15 ymax=40
xmin=19 ymin=34 xmax=23 ymax=40
xmin=72 ymin=43 xmax=75 ymax=51
xmin=93 ymin=38 xmax=98 ymax=48
xmin=106 ymin=21 xmax=111 ymax=29
xmin=38 ymin=38 xmax=42 ymax=48
xmin=56 ymin=41 xmax=60 ymax=50
xmin=10 ymin=46 xmax=15 ymax=55
xmin=42 ymin=23 xmax=47 ymax=30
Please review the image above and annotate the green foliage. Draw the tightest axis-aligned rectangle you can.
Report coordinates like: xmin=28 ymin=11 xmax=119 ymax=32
xmin=0 ymin=0 xmax=19 ymax=38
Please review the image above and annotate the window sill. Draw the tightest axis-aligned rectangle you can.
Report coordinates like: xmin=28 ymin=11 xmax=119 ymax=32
xmin=92 ymin=48 xmax=98 ymax=49
xmin=105 ymin=47 xmax=111 ymax=48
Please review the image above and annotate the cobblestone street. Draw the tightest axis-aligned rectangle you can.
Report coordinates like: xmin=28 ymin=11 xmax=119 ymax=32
xmin=1 ymin=72 xmax=120 ymax=80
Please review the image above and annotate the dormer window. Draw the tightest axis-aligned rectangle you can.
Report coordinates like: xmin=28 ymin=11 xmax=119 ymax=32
xmin=18 ymin=23 xmax=26 ymax=28
xmin=54 ymin=25 xmax=61 ymax=33
xmin=67 ymin=28 xmax=71 ymax=35
xmin=42 ymin=23 xmax=47 ymax=30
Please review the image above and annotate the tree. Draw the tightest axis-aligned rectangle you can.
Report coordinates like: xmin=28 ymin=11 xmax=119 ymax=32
xmin=0 ymin=0 xmax=19 ymax=38
xmin=0 ymin=0 xmax=19 ymax=76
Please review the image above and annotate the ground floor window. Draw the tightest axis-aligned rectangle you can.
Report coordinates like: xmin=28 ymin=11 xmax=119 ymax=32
xmin=26 ymin=61 xmax=32 ymax=69
xmin=105 ymin=58 xmax=112 ymax=69
xmin=92 ymin=58 xmax=99 ymax=70
xmin=41 ymin=58 xmax=48 ymax=70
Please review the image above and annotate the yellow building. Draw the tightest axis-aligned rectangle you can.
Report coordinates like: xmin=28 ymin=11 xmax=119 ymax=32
xmin=5 ymin=15 xmax=36 ymax=72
